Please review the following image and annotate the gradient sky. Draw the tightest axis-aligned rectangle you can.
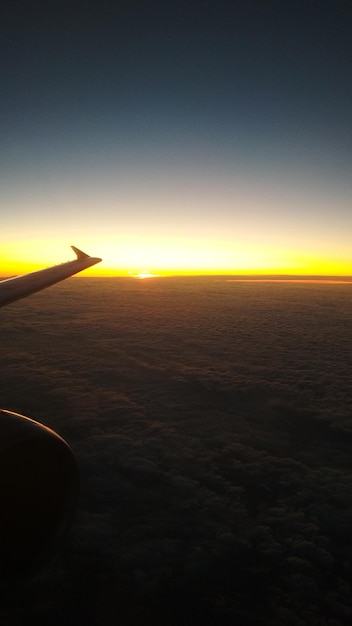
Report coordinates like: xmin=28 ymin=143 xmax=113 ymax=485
xmin=1 ymin=1 xmax=352 ymax=276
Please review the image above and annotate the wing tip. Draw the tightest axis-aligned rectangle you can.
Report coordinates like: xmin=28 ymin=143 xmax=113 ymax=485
xmin=71 ymin=246 xmax=90 ymax=260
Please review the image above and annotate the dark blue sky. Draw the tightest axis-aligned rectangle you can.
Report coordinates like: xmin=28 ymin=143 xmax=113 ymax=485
xmin=2 ymin=1 xmax=352 ymax=275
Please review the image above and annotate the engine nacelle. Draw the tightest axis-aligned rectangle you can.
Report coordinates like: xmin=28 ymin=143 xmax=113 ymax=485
xmin=0 ymin=409 xmax=78 ymax=580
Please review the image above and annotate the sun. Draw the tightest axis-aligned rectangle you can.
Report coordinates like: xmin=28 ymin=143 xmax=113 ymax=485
xmin=133 ymin=272 xmax=158 ymax=279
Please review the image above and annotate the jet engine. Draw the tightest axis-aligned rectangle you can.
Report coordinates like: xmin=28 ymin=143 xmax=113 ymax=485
xmin=0 ymin=409 xmax=78 ymax=580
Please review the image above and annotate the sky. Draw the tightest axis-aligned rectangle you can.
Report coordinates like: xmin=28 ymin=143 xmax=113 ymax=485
xmin=1 ymin=0 xmax=352 ymax=276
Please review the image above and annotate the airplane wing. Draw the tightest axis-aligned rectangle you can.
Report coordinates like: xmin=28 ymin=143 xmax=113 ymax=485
xmin=0 ymin=246 xmax=102 ymax=308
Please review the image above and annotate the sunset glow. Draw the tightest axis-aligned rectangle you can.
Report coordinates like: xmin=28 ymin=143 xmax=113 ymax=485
xmin=2 ymin=163 xmax=352 ymax=278
xmin=1 ymin=3 xmax=351 ymax=280
xmin=2 ymin=236 xmax=352 ymax=279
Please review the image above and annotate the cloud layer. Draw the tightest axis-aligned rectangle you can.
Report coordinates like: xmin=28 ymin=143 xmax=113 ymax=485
xmin=1 ymin=277 xmax=352 ymax=624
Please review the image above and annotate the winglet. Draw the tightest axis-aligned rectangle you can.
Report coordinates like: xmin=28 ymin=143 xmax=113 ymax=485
xmin=71 ymin=246 xmax=90 ymax=260
xmin=0 ymin=247 xmax=102 ymax=307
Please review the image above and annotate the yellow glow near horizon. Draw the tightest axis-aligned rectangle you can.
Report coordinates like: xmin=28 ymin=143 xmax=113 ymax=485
xmin=84 ymin=238 xmax=352 ymax=277
xmin=1 ymin=237 xmax=352 ymax=278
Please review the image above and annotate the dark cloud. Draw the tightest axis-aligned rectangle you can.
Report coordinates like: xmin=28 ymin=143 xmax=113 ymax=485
xmin=1 ymin=278 xmax=352 ymax=624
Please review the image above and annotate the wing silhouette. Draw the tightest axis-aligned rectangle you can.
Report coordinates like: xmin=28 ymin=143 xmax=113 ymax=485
xmin=0 ymin=246 xmax=102 ymax=307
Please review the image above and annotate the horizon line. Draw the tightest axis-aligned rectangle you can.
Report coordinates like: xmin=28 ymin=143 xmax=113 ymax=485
xmin=2 ymin=273 xmax=352 ymax=284
xmin=70 ymin=273 xmax=352 ymax=283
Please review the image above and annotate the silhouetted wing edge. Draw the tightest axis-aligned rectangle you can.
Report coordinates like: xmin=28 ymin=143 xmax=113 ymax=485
xmin=0 ymin=247 xmax=102 ymax=308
